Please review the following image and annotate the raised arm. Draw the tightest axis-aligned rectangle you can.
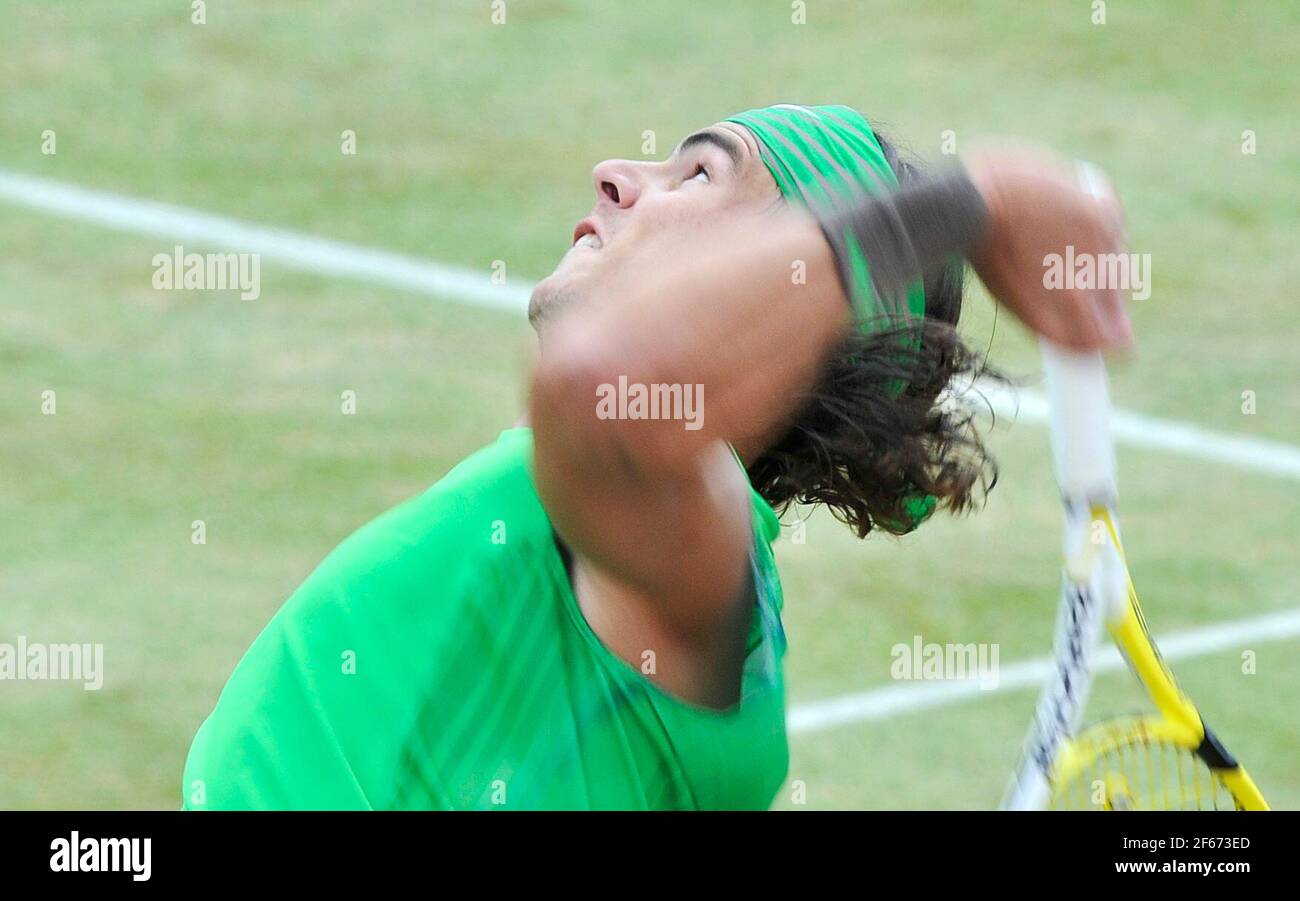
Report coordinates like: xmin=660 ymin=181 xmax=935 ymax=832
xmin=530 ymin=151 xmax=1130 ymax=641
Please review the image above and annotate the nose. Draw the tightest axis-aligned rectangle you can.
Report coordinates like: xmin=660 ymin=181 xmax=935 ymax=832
xmin=591 ymin=159 xmax=643 ymax=209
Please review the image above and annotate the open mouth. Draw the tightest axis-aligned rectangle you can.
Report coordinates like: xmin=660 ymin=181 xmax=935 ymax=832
xmin=571 ymin=219 xmax=604 ymax=250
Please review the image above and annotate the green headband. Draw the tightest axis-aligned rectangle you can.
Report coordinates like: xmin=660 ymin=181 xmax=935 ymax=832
xmin=726 ymin=104 xmax=927 ymax=326
xmin=726 ymin=104 xmax=936 ymax=532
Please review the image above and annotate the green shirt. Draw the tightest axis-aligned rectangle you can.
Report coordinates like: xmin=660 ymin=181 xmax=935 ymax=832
xmin=182 ymin=428 xmax=789 ymax=810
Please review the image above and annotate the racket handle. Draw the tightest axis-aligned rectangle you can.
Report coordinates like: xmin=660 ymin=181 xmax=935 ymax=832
xmin=1041 ymin=162 xmax=1119 ymax=503
xmin=1041 ymin=341 xmax=1116 ymax=502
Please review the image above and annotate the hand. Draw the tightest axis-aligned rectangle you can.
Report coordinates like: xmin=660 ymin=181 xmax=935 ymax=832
xmin=965 ymin=143 xmax=1134 ymax=350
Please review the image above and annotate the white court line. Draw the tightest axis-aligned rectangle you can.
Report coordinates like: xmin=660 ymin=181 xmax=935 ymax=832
xmin=4 ymin=168 xmax=1297 ymax=482
xmin=0 ymin=169 xmax=534 ymax=313
xmin=787 ymin=607 xmax=1300 ymax=734
xmin=979 ymin=381 xmax=1300 ymax=482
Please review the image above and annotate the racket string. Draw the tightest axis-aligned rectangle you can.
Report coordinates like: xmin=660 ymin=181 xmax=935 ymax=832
xmin=1050 ymin=729 xmax=1243 ymax=811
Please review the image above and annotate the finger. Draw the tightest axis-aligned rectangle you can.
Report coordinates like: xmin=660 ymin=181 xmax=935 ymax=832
xmin=1092 ymin=178 xmax=1125 ymax=234
xmin=1048 ymin=294 xmax=1103 ymax=351
xmin=1077 ymin=285 xmax=1123 ymax=350
xmin=1097 ymin=287 xmax=1135 ymax=349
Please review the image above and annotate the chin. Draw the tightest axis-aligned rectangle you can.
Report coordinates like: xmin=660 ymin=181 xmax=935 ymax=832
xmin=528 ymin=274 xmax=582 ymax=330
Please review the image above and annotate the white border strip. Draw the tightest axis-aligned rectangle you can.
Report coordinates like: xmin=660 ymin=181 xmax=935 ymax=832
xmin=787 ymin=607 xmax=1300 ymax=734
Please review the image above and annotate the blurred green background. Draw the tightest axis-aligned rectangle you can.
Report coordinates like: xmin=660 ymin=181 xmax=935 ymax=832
xmin=1 ymin=0 xmax=1296 ymax=809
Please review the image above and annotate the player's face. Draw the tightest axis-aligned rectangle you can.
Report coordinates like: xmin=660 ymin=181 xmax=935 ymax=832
xmin=529 ymin=121 xmax=779 ymax=328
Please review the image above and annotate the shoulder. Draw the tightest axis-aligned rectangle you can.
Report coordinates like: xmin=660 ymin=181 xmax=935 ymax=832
xmin=320 ymin=429 xmax=548 ymax=579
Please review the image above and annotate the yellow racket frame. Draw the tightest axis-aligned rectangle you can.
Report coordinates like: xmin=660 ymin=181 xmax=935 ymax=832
xmin=1048 ymin=507 xmax=1268 ymax=811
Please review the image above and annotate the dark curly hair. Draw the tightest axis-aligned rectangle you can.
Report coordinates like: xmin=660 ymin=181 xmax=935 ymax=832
xmin=745 ymin=130 xmax=999 ymax=537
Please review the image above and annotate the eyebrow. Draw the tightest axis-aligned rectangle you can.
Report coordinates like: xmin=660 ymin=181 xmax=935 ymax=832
xmin=675 ymin=129 xmax=744 ymax=171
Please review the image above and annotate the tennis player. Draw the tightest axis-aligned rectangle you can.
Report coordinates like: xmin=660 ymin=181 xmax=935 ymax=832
xmin=183 ymin=104 xmax=1131 ymax=809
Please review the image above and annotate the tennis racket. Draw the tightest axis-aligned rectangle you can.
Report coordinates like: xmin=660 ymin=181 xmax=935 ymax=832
xmin=999 ymin=166 xmax=1267 ymax=812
